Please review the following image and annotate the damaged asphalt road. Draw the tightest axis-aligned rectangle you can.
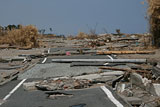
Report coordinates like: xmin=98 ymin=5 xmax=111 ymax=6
xmin=1 ymin=33 xmax=160 ymax=107
xmin=0 ymin=50 xmax=130 ymax=107
xmin=0 ymin=79 xmax=130 ymax=107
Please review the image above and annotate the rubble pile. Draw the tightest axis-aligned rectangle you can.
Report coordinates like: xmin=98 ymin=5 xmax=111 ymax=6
xmin=0 ymin=52 xmax=39 ymax=85
xmin=35 ymin=78 xmax=92 ymax=91
xmin=67 ymin=33 xmax=153 ymax=50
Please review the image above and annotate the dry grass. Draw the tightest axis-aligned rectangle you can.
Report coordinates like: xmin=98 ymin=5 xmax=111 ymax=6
xmin=67 ymin=35 xmax=75 ymax=40
xmin=76 ymin=32 xmax=88 ymax=39
xmin=76 ymin=32 xmax=98 ymax=39
xmin=147 ymin=0 xmax=160 ymax=47
xmin=44 ymin=34 xmax=57 ymax=38
xmin=0 ymin=25 xmax=40 ymax=48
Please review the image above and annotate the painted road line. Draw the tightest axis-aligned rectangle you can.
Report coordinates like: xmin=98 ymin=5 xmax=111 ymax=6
xmin=104 ymin=55 xmax=114 ymax=65
xmin=42 ymin=48 xmax=50 ymax=64
xmin=0 ymin=79 xmax=27 ymax=105
xmin=42 ymin=58 xmax=47 ymax=64
xmin=103 ymin=63 xmax=109 ymax=65
xmin=100 ymin=86 xmax=124 ymax=107
xmin=48 ymin=48 xmax=50 ymax=54
xmin=107 ymin=55 xmax=114 ymax=61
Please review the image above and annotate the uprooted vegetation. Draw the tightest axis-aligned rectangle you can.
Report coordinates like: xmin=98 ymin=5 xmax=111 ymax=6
xmin=0 ymin=25 xmax=40 ymax=48
xmin=71 ymin=32 xmax=98 ymax=40
xmin=147 ymin=0 xmax=160 ymax=47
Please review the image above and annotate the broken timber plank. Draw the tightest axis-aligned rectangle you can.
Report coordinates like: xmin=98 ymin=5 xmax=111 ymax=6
xmin=52 ymin=59 xmax=147 ymax=63
xmin=99 ymin=67 xmax=130 ymax=71
xmin=97 ymin=51 xmax=155 ymax=55
xmin=99 ymin=67 xmax=149 ymax=73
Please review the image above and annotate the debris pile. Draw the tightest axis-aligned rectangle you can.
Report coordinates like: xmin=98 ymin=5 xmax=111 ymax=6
xmin=76 ymin=32 xmax=98 ymax=40
xmin=66 ymin=33 xmax=153 ymax=51
xmin=37 ymin=33 xmax=160 ymax=106
xmin=1 ymin=30 xmax=160 ymax=106
xmin=0 ymin=57 xmax=30 ymax=85
xmin=109 ymin=63 xmax=160 ymax=106
xmin=23 ymin=78 xmax=93 ymax=91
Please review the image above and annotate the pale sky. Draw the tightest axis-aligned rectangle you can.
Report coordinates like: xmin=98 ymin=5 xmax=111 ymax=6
xmin=0 ymin=0 xmax=148 ymax=35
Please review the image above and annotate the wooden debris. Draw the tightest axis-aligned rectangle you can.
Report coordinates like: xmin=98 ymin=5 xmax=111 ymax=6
xmin=97 ymin=50 xmax=155 ymax=55
xmin=99 ymin=67 xmax=149 ymax=73
xmin=0 ymin=45 xmax=17 ymax=49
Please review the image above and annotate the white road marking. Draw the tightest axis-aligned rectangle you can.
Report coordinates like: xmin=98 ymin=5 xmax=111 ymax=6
xmin=48 ymin=48 xmax=50 ymax=53
xmin=42 ymin=58 xmax=47 ymax=64
xmin=103 ymin=63 xmax=109 ymax=65
xmin=100 ymin=86 xmax=124 ymax=107
xmin=107 ymin=55 xmax=114 ymax=61
xmin=0 ymin=79 xmax=27 ymax=105
xmin=104 ymin=55 xmax=114 ymax=65
xmin=42 ymin=48 xmax=50 ymax=64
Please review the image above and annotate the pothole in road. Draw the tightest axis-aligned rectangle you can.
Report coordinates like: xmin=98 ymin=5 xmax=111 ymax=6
xmin=46 ymin=92 xmax=73 ymax=99
xmin=69 ymin=104 xmax=86 ymax=107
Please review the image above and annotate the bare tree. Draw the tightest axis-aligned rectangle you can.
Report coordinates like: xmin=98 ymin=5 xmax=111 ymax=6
xmin=86 ymin=23 xmax=98 ymax=38
xmin=102 ymin=27 xmax=108 ymax=34
xmin=49 ymin=28 xmax=53 ymax=32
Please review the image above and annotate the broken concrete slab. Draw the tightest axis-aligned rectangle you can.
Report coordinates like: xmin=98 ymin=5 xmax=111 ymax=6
xmin=23 ymin=81 xmax=40 ymax=91
xmin=116 ymin=83 xmax=126 ymax=93
xmin=35 ymin=78 xmax=92 ymax=91
xmin=92 ymin=76 xmax=115 ymax=83
xmin=70 ymin=62 xmax=126 ymax=67
xmin=19 ymin=54 xmax=45 ymax=59
xmin=52 ymin=59 xmax=147 ymax=63
xmin=116 ymin=82 xmax=133 ymax=97
xmin=0 ymin=65 xmax=24 ymax=70
xmin=130 ymin=73 xmax=151 ymax=89
xmin=73 ymin=74 xmax=101 ymax=80
xmin=100 ymin=71 xmax=124 ymax=76
xmin=146 ymin=83 xmax=160 ymax=97
xmin=11 ymin=56 xmax=27 ymax=61
xmin=121 ymin=96 xmax=142 ymax=106
xmin=152 ymin=66 xmax=160 ymax=78
xmin=130 ymin=73 xmax=160 ymax=97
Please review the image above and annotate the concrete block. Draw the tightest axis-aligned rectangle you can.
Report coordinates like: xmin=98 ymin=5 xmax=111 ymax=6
xmin=73 ymin=74 xmax=101 ymax=80
xmin=23 ymin=81 xmax=40 ymax=91
xmin=116 ymin=83 xmax=133 ymax=97
xmin=116 ymin=83 xmax=126 ymax=93
xmin=123 ymin=97 xmax=142 ymax=105
xmin=131 ymin=73 xmax=151 ymax=89
xmin=146 ymin=83 xmax=160 ymax=97
xmin=100 ymin=71 xmax=124 ymax=76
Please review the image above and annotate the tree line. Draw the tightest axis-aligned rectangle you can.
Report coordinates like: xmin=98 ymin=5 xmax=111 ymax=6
xmin=0 ymin=24 xmax=22 ymax=31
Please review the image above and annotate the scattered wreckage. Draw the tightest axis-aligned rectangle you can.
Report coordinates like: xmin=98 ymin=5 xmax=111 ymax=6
xmin=0 ymin=33 xmax=160 ymax=106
